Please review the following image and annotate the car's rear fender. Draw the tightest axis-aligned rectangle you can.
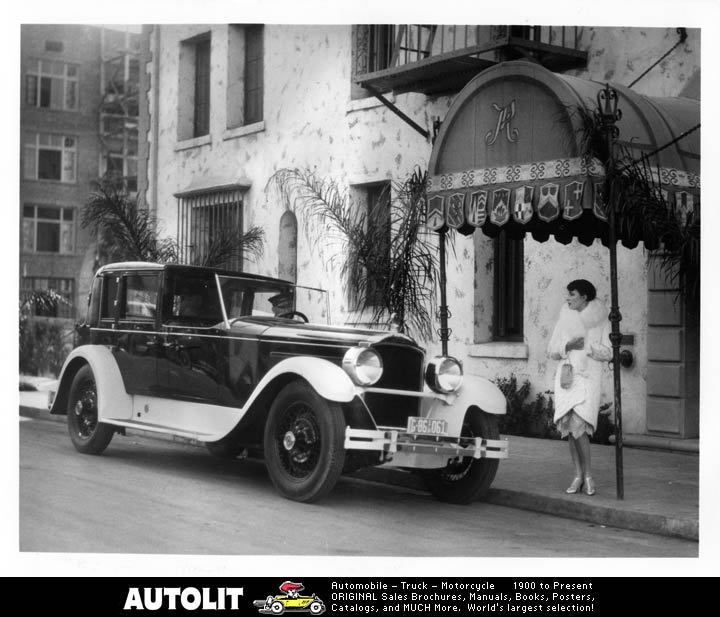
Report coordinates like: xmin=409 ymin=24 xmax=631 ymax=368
xmin=49 ymin=345 xmax=133 ymax=422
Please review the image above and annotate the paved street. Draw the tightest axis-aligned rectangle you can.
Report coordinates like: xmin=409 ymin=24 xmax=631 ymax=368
xmin=20 ymin=417 xmax=697 ymax=557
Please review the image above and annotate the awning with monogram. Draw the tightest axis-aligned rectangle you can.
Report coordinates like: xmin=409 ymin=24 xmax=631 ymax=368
xmin=426 ymin=61 xmax=700 ymax=248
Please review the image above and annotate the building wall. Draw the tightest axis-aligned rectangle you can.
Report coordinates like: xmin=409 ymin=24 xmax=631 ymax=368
xmin=146 ymin=25 xmax=700 ymax=436
xmin=20 ymin=25 xmax=105 ymax=314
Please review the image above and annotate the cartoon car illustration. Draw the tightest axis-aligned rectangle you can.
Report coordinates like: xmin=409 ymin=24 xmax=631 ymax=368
xmin=253 ymin=582 xmax=325 ymax=615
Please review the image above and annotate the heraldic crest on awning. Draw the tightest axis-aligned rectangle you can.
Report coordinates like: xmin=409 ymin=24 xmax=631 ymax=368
xmin=425 ymin=61 xmax=700 ymax=248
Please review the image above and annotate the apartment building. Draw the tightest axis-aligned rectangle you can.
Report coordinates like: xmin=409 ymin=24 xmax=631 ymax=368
xmin=139 ymin=25 xmax=700 ymax=441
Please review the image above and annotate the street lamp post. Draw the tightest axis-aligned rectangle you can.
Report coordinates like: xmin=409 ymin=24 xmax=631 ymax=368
xmin=597 ymin=83 xmax=625 ymax=500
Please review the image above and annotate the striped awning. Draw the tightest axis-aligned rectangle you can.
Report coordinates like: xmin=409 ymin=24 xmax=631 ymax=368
xmin=426 ymin=61 xmax=700 ymax=248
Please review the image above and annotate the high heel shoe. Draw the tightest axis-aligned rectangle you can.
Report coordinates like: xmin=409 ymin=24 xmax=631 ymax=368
xmin=565 ymin=477 xmax=583 ymax=494
xmin=583 ymin=476 xmax=596 ymax=496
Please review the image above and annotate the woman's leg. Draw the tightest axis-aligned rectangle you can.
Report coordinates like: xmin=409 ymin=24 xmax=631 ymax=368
xmin=575 ymin=433 xmax=596 ymax=495
xmin=568 ymin=436 xmax=584 ymax=478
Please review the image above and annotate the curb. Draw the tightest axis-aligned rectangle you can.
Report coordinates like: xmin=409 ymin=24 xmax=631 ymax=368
xmin=21 ymin=406 xmax=698 ymax=542
xmin=352 ymin=468 xmax=699 ymax=542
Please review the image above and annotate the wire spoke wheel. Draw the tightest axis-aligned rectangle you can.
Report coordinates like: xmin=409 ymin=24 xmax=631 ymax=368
xmin=421 ymin=410 xmax=499 ymax=504
xmin=264 ymin=381 xmax=345 ymax=502
xmin=67 ymin=365 xmax=114 ymax=455
xmin=276 ymin=403 xmax=322 ymax=479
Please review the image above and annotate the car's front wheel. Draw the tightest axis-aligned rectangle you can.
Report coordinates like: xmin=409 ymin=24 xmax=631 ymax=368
xmin=67 ymin=365 xmax=115 ymax=455
xmin=421 ymin=410 xmax=500 ymax=504
xmin=263 ymin=380 xmax=346 ymax=502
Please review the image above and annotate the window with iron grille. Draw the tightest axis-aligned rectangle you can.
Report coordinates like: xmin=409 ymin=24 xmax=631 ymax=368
xmin=22 ymin=277 xmax=74 ymax=318
xmin=493 ymin=231 xmax=524 ymax=341
xmin=25 ymin=59 xmax=78 ymax=111
xmin=227 ymin=25 xmax=264 ymax=128
xmin=177 ymin=189 xmax=245 ymax=271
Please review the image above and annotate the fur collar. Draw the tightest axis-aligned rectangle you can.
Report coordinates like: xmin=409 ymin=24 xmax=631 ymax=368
xmin=577 ymin=298 xmax=608 ymax=329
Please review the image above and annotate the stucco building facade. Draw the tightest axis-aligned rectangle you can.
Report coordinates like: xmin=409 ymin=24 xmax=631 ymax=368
xmin=140 ymin=25 xmax=700 ymax=441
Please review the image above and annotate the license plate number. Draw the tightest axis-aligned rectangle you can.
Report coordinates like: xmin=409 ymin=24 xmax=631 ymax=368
xmin=407 ymin=416 xmax=449 ymax=436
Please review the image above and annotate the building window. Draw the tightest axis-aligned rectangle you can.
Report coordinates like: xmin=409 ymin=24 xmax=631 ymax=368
xmin=102 ymin=149 xmax=138 ymax=193
xmin=22 ymin=204 xmax=75 ymax=254
xmin=493 ymin=231 xmax=524 ymax=341
xmin=25 ymin=59 xmax=78 ymax=111
xmin=177 ymin=189 xmax=245 ymax=271
xmin=351 ymin=182 xmax=391 ymax=307
xmin=22 ymin=277 xmax=74 ymax=318
xmin=178 ymin=33 xmax=212 ymax=140
xmin=23 ymin=133 xmax=77 ymax=183
xmin=227 ymin=25 xmax=264 ymax=128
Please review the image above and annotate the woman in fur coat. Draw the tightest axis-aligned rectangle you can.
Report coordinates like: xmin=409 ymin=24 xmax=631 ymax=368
xmin=547 ymin=279 xmax=611 ymax=496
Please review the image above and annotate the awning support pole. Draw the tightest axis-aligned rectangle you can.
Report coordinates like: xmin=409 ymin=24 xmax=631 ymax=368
xmin=438 ymin=228 xmax=450 ymax=356
xmin=598 ymin=83 xmax=624 ymax=500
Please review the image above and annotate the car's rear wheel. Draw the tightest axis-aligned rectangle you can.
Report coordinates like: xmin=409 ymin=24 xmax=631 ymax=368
xmin=67 ymin=365 xmax=115 ymax=455
xmin=263 ymin=381 xmax=345 ymax=502
xmin=421 ymin=410 xmax=499 ymax=504
xmin=309 ymin=601 xmax=325 ymax=615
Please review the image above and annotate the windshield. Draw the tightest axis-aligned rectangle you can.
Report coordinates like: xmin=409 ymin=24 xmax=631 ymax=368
xmin=217 ymin=275 xmax=329 ymax=324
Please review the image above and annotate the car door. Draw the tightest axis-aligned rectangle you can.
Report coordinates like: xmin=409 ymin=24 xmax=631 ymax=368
xmin=156 ymin=269 xmax=222 ymax=403
xmin=111 ymin=270 xmax=162 ymax=396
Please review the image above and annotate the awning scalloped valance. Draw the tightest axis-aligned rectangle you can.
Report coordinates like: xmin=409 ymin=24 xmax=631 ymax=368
xmin=425 ymin=61 xmax=700 ymax=248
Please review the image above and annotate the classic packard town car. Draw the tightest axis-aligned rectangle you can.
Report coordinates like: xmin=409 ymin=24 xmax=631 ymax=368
xmin=50 ymin=262 xmax=508 ymax=503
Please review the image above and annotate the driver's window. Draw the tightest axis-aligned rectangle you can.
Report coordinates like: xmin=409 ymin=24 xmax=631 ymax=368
xmin=163 ymin=273 xmax=222 ymax=325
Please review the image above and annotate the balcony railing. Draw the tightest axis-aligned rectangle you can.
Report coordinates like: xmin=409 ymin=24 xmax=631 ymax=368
xmin=354 ymin=25 xmax=588 ymax=95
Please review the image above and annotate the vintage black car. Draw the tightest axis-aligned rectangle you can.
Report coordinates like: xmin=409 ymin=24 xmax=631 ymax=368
xmin=50 ymin=262 xmax=507 ymax=503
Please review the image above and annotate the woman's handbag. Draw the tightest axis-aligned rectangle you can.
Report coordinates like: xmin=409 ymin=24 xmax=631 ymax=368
xmin=560 ymin=362 xmax=574 ymax=389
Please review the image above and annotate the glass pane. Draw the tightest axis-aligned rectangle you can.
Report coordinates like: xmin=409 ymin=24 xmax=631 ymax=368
xmin=25 ymin=75 xmax=37 ymax=105
xmin=22 ymin=219 xmax=35 ymax=252
xmin=67 ymin=64 xmax=78 ymax=77
xmin=62 ymin=151 xmax=76 ymax=182
xmin=65 ymin=81 xmax=77 ymax=109
xmin=38 ymin=150 xmax=62 ymax=180
xmin=23 ymin=205 xmax=35 ymax=217
xmin=62 ymin=208 xmax=74 ymax=221
xmin=36 ymin=221 xmax=60 ymax=252
xmin=37 ymin=206 xmax=60 ymax=219
xmin=39 ymin=77 xmax=52 ymax=107
xmin=50 ymin=77 xmax=64 ymax=109
xmin=60 ymin=221 xmax=74 ymax=253
xmin=124 ymin=274 xmax=159 ymax=319
xmin=50 ymin=134 xmax=63 ymax=147
xmin=23 ymin=146 xmax=37 ymax=179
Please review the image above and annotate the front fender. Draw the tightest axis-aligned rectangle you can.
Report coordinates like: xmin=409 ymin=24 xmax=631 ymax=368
xmin=244 ymin=356 xmax=357 ymax=409
xmin=49 ymin=345 xmax=133 ymax=422
xmin=420 ymin=373 xmax=506 ymax=436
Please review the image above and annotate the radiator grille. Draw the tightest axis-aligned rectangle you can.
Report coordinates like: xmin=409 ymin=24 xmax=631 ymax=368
xmin=364 ymin=342 xmax=424 ymax=427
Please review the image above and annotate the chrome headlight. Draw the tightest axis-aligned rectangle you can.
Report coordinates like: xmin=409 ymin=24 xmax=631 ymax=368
xmin=425 ymin=356 xmax=463 ymax=393
xmin=342 ymin=347 xmax=383 ymax=386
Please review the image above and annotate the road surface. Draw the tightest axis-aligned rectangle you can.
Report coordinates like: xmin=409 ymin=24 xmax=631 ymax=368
xmin=19 ymin=416 xmax=696 ymax=557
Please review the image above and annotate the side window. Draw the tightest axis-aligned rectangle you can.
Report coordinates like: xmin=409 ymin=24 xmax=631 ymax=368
xmin=86 ymin=276 xmax=103 ymax=326
xmin=163 ymin=273 xmax=223 ymax=324
xmin=120 ymin=274 xmax=159 ymax=321
xmin=100 ymin=275 xmax=120 ymax=322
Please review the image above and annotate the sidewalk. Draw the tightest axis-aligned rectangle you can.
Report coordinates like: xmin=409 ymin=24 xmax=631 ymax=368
xmin=19 ymin=379 xmax=698 ymax=542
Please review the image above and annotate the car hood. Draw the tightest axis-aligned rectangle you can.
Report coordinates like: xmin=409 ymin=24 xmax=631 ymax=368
xmin=230 ymin=316 xmax=420 ymax=348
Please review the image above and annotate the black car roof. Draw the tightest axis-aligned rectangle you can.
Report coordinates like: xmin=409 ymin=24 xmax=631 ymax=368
xmin=95 ymin=262 xmax=289 ymax=286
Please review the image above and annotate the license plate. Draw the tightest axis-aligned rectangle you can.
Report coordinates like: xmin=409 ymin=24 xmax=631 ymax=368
xmin=407 ymin=416 xmax=449 ymax=436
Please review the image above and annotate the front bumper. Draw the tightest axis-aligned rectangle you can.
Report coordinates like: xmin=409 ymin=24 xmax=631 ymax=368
xmin=344 ymin=427 xmax=509 ymax=468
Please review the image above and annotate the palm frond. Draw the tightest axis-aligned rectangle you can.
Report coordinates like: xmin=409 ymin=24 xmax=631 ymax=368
xmin=268 ymin=166 xmax=439 ymax=339
xmin=196 ymin=225 xmax=265 ymax=268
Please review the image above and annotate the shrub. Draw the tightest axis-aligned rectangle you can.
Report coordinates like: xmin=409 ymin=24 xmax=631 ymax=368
xmin=19 ymin=320 xmax=73 ymax=377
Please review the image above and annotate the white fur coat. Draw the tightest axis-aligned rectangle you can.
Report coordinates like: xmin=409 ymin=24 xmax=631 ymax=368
xmin=547 ymin=299 xmax=611 ymax=429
